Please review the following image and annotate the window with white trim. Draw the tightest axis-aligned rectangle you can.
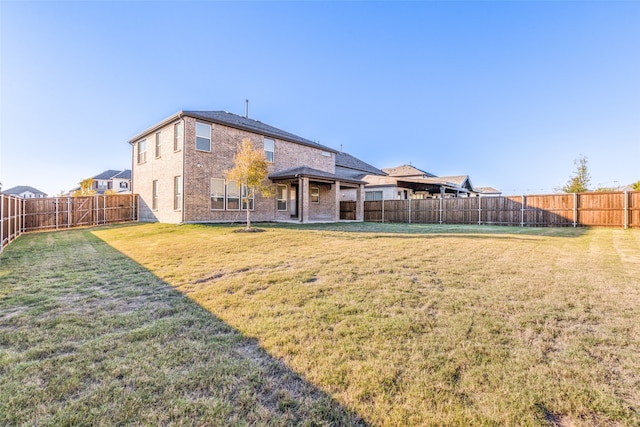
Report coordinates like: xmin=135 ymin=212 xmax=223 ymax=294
xmin=152 ymin=180 xmax=159 ymax=210
xmin=137 ymin=139 xmax=147 ymax=164
xmin=311 ymin=187 xmax=320 ymax=204
xmin=195 ymin=122 xmax=211 ymax=152
xmin=264 ymin=138 xmax=274 ymax=163
xmin=226 ymin=180 xmax=240 ymax=210
xmin=174 ymin=122 xmax=182 ymax=151
xmin=241 ymin=186 xmax=254 ymax=210
xmin=277 ymin=185 xmax=287 ymax=211
xmin=174 ymin=176 xmax=182 ymax=210
xmin=210 ymin=178 xmax=225 ymax=210
xmin=155 ymin=131 xmax=161 ymax=158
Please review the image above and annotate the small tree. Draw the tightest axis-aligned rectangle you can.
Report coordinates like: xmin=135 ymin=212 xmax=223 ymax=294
xmin=226 ymin=138 xmax=273 ymax=230
xmin=72 ymin=178 xmax=96 ymax=197
xmin=562 ymin=155 xmax=591 ymax=193
xmin=632 ymin=180 xmax=640 ymax=191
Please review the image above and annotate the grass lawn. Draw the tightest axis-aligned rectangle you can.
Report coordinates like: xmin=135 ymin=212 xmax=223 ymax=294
xmin=3 ymin=222 xmax=640 ymax=425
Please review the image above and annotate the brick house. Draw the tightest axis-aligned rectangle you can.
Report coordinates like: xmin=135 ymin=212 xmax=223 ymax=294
xmin=128 ymin=111 xmax=383 ymax=224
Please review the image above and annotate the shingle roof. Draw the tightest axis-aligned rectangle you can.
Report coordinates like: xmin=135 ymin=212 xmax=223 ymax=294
xmin=92 ymin=170 xmax=122 ymax=180
xmin=114 ymin=170 xmax=132 ymax=180
xmin=269 ymin=166 xmax=365 ymax=185
xmin=185 ymin=111 xmax=338 ymax=153
xmin=382 ymin=164 xmax=436 ymax=178
xmin=335 ymin=152 xmax=386 ymax=176
xmin=3 ymin=186 xmax=47 ymax=196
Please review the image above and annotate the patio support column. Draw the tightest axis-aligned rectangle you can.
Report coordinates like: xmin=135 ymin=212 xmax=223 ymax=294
xmin=335 ymin=181 xmax=341 ymax=221
xmin=356 ymin=183 xmax=365 ymax=222
xmin=301 ymin=176 xmax=310 ymax=223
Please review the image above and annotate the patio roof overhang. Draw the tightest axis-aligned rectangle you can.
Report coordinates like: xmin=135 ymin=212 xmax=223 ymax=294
xmin=269 ymin=166 xmax=366 ymax=188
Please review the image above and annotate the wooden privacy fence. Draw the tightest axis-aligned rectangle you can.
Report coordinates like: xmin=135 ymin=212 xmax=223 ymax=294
xmin=1 ymin=194 xmax=138 ymax=253
xmin=353 ymin=191 xmax=640 ymax=228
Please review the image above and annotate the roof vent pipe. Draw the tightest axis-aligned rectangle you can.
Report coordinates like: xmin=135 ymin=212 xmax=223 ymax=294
xmin=245 ymin=99 xmax=249 ymax=118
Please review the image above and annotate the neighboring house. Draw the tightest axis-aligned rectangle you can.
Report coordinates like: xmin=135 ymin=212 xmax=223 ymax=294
xmin=69 ymin=170 xmax=132 ymax=195
xmin=92 ymin=170 xmax=132 ymax=194
xmin=128 ymin=110 xmax=384 ymax=224
xmin=363 ymin=164 xmax=498 ymax=200
xmin=3 ymin=185 xmax=48 ymax=199
xmin=476 ymin=186 xmax=502 ymax=197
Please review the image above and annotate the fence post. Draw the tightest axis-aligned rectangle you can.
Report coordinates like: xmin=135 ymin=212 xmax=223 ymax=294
xmin=67 ymin=197 xmax=71 ymax=228
xmin=439 ymin=196 xmax=443 ymax=224
xmin=381 ymin=199 xmax=385 ymax=223
xmin=573 ymin=193 xmax=578 ymax=228
xmin=0 ymin=194 xmax=4 ymax=253
xmin=521 ymin=195 xmax=526 ymax=227
xmin=478 ymin=197 xmax=482 ymax=225
xmin=14 ymin=196 xmax=18 ymax=241
xmin=408 ymin=199 xmax=411 ymax=224
xmin=55 ymin=197 xmax=59 ymax=231
xmin=624 ymin=191 xmax=629 ymax=229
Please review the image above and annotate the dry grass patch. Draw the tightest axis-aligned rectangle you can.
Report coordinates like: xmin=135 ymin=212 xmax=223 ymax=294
xmin=91 ymin=222 xmax=640 ymax=426
xmin=0 ymin=228 xmax=364 ymax=426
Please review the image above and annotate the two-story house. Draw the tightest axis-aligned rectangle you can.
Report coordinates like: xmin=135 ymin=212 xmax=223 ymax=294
xmin=3 ymin=185 xmax=48 ymax=199
xmin=128 ymin=111 xmax=383 ymax=224
xmin=91 ymin=170 xmax=132 ymax=194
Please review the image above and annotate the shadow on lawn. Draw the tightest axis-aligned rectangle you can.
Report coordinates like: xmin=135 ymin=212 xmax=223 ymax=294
xmin=0 ymin=230 xmax=368 ymax=426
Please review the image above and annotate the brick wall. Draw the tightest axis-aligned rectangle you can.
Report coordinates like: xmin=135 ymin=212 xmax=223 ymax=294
xmin=131 ymin=119 xmax=184 ymax=223
xmin=132 ymin=113 xmax=347 ymax=224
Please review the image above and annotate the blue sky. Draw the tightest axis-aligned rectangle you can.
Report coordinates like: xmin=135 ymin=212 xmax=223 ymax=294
xmin=1 ymin=1 xmax=638 ymax=196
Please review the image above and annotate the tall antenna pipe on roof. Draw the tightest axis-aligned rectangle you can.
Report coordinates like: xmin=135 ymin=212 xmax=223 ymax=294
xmin=245 ymin=99 xmax=249 ymax=118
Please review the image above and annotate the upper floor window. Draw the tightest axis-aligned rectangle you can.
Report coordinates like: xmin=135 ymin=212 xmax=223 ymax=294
xmin=264 ymin=138 xmax=274 ymax=163
xmin=155 ymin=131 xmax=162 ymax=158
xmin=311 ymin=187 xmax=320 ymax=204
xmin=137 ymin=139 xmax=147 ymax=164
xmin=196 ymin=122 xmax=211 ymax=152
xmin=174 ymin=122 xmax=182 ymax=151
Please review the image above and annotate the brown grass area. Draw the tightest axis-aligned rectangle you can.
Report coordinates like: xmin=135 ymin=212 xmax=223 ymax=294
xmin=91 ymin=223 xmax=640 ymax=426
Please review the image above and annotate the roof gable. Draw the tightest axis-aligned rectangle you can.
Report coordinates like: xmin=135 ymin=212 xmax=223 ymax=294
xmin=383 ymin=164 xmax=436 ymax=178
xmin=4 ymin=185 xmax=47 ymax=196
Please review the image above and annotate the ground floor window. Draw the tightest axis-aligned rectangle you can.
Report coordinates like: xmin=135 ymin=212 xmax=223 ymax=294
xmin=365 ymin=190 xmax=383 ymax=201
xmin=174 ymin=176 xmax=182 ymax=210
xmin=152 ymin=180 xmax=159 ymax=210
xmin=226 ymin=180 xmax=240 ymax=210
xmin=241 ymin=186 xmax=254 ymax=210
xmin=210 ymin=178 xmax=225 ymax=210
xmin=277 ymin=184 xmax=287 ymax=211
xmin=311 ymin=186 xmax=320 ymax=204
xmin=210 ymin=178 xmax=253 ymax=211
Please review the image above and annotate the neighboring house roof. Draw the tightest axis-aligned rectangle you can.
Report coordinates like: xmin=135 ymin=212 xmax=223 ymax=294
xmin=335 ymin=152 xmax=386 ymax=178
xmin=93 ymin=170 xmax=123 ymax=180
xmin=3 ymin=186 xmax=47 ymax=197
xmin=269 ymin=166 xmax=366 ymax=185
xmin=129 ymin=110 xmax=338 ymax=154
xmin=113 ymin=170 xmax=132 ymax=180
xmin=92 ymin=169 xmax=131 ymax=180
xmin=383 ymin=164 xmax=436 ymax=178
xmin=476 ymin=186 xmax=502 ymax=195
